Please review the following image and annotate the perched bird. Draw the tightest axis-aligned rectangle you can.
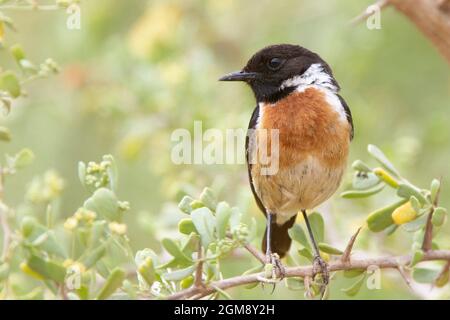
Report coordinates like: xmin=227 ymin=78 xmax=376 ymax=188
xmin=220 ymin=44 xmax=353 ymax=285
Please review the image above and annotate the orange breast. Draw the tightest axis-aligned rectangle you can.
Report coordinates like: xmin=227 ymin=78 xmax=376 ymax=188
xmin=258 ymin=87 xmax=350 ymax=169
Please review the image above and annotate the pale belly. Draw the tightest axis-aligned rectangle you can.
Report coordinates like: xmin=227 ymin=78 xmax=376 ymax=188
xmin=248 ymin=87 xmax=351 ymax=225
xmin=251 ymin=155 xmax=346 ymax=224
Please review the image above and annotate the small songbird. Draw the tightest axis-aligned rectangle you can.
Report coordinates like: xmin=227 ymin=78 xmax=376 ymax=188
xmin=220 ymin=44 xmax=353 ymax=285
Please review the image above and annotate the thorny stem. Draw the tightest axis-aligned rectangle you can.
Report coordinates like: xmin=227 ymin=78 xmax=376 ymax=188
xmin=194 ymin=242 xmax=204 ymax=288
xmin=422 ymin=178 xmax=442 ymax=252
xmin=166 ymin=249 xmax=450 ymax=300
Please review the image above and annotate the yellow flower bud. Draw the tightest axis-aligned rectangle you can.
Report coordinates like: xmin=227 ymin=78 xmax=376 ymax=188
xmin=373 ymin=167 xmax=399 ymax=188
xmin=63 ymin=259 xmax=74 ymax=268
xmin=64 ymin=217 xmax=78 ymax=230
xmin=20 ymin=262 xmax=45 ymax=280
xmin=320 ymin=252 xmax=330 ymax=263
xmin=180 ymin=275 xmax=194 ymax=289
xmin=109 ymin=222 xmax=127 ymax=235
xmin=392 ymin=201 xmax=417 ymax=225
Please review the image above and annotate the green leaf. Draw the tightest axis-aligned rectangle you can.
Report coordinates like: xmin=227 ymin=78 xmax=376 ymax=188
xmin=215 ymin=201 xmax=231 ymax=239
xmin=27 ymin=225 xmax=66 ymax=258
xmin=181 ymin=232 xmax=199 ymax=255
xmin=285 ymin=277 xmax=305 ymax=291
xmin=137 ymin=257 xmax=156 ymax=287
xmin=191 ymin=207 xmax=216 ymax=247
xmin=178 ymin=218 xmax=197 ymax=235
xmin=27 ymin=255 xmax=66 ymax=283
xmin=397 ymin=183 xmax=428 ymax=205
xmin=135 ymin=248 xmax=159 ymax=267
xmin=161 ymin=238 xmax=192 ymax=265
xmin=178 ymin=195 xmax=194 ymax=214
xmin=78 ymin=161 xmax=86 ymax=187
xmin=341 ymin=274 xmax=366 ymax=297
xmin=10 ymin=44 xmax=26 ymax=62
xmin=409 ymin=196 xmax=421 ymax=214
xmin=162 ymin=265 xmax=196 ymax=281
xmin=343 ymin=269 xmax=365 ymax=278
xmin=298 ymin=248 xmax=313 ymax=262
xmin=366 ymin=199 xmax=407 ymax=232
xmin=308 ymin=212 xmax=324 ymax=243
xmin=242 ymin=265 xmax=264 ymax=276
xmin=401 ymin=213 xmax=428 ymax=232
xmin=318 ymin=243 xmax=343 ymax=255
xmin=385 ymin=224 xmax=398 ymax=235
xmin=84 ymin=188 xmax=120 ymax=221
xmin=81 ymin=242 xmax=107 ymax=269
xmin=90 ymin=220 xmax=106 ymax=248
xmin=352 ymin=172 xmax=380 ymax=190
xmin=435 ymin=268 xmax=449 ymax=287
xmin=341 ymin=183 xmax=385 ymax=199
xmin=13 ymin=148 xmax=35 ymax=169
xmin=96 ymin=268 xmax=126 ymax=300
xmin=199 ymin=187 xmax=217 ymax=211
xmin=229 ymin=207 xmax=241 ymax=232
xmin=103 ymin=155 xmax=118 ymax=192
xmin=351 ymin=160 xmax=372 ymax=172
xmin=0 ymin=71 xmax=21 ymax=98
xmin=0 ymin=126 xmax=11 ymax=142
xmin=288 ymin=224 xmax=311 ymax=251
xmin=367 ymin=144 xmax=400 ymax=177
xmin=409 ymin=249 xmax=424 ymax=267
xmin=412 ymin=267 xmax=440 ymax=284
xmin=430 ymin=179 xmax=440 ymax=204
xmin=432 ymin=207 xmax=447 ymax=227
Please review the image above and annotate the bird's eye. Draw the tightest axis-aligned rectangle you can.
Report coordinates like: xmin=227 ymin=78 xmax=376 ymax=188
xmin=267 ymin=58 xmax=284 ymax=71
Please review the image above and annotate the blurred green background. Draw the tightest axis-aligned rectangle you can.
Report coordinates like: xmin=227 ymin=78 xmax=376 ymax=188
xmin=0 ymin=0 xmax=449 ymax=299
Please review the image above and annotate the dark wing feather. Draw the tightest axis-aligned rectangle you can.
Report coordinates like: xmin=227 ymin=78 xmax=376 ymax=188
xmin=337 ymin=94 xmax=354 ymax=140
xmin=245 ymin=105 xmax=267 ymax=216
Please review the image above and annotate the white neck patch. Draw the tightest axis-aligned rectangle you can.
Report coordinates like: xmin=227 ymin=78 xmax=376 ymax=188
xmin=278 ymin=63 xmax=346 ymax=122
xmin=280 ymin=63 xmax=338 ymax=92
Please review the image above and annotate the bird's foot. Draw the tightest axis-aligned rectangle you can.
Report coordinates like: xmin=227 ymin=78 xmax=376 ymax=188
xmin=256 ymin=252 xmax=285 ymax=286
xmin=312 ymin=255 xmax=329 ymax=296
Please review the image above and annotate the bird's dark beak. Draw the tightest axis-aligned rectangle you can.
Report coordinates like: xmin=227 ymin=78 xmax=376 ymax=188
xmin=219 ymin=70 xmax=259 ymax=82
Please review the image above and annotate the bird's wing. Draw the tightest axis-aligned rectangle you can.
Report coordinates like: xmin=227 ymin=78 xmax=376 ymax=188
xmin=337 ymin=94 xmax=354 ymax=141
xmin=245 ymin=104 xmax=267 ymax=217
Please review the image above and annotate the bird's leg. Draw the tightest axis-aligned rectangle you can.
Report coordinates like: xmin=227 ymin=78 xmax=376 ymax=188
xmin=257 ymin=213 xmax=285 ymax=285
xmin=301 ymin=209 xmax=329 ymax=294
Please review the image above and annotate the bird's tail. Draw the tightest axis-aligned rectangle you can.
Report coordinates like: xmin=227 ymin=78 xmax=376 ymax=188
xmin=262 ymin=215 xmax=297 ymax=258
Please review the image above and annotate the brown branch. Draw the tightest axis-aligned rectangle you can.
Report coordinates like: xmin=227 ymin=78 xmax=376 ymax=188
xmin=243 ymin=243 xmax=266 ymax=264
xmin=349 ymin=0 xmax=390 ymax=26
xmin=194 ymin=243 xmax=204 ymax=288
xmin=389 ymin=0 xmax=450 ymax=64
xmin=422 ymin=209 xmax=435 ymax=252
xmin=341 ymin=227 xmax=362 ymax=263
xmin=423 ymin=178 xmax=442 ymax=251
xmin=166 ymin=249 xmax=450 ymax=300
xmin=396 ymin=265 xmax=413 ymax=290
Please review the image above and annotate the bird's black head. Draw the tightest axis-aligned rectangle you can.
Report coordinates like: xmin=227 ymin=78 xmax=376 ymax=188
xmin=219 ymin=44 xmax=339 ymax=103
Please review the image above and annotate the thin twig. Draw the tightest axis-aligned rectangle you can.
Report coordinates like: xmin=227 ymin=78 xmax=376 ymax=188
xmin=422 ymin=178 xmax=442 ymax=251
xmin=243 ymin=243 xmax=266 ymax=264
xmin=341 ymin=227 xmax=362 ymax=263
xmin=194 ymin=243 xmax=204 ymax=288
xmin=166 ymin=249 xmax=450 ymax=300
xmin=349 ymin=0 xmax=390 ymax=26
xmin=396 ymin=265 xmax=413 ymax=291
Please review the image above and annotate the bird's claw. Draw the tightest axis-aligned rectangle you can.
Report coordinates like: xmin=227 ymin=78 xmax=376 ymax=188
xmin=257 ymin=253 xmax=285 ymax=293
xmin=312 ymin=255 xmax=329 ymax=295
